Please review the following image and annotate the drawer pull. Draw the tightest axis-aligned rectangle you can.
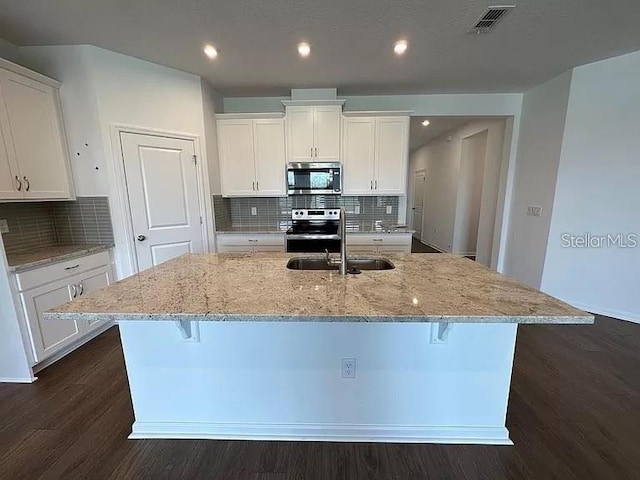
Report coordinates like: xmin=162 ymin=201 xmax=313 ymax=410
xmin=71 ymin=284 xmax=78 ymax=298
xmin=15 ymin=175 xmax=22 ymax=191
xmin=79 ymin=282 xmax=84 ymax=296
xmin=64 ymin=264 xmax=80 ymax=270
xmin=372 ymin=239 xmax=384 ymax=242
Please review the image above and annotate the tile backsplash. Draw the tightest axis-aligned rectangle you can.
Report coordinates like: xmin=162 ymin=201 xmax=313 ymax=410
xmin=213 ymin=195 xmax=400 ymax=231
xmin=0 ymin=197 xmax=114 ymax=255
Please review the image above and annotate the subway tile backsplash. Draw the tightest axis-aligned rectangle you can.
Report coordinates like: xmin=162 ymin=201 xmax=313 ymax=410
xmin=0 ymin=197 xmax=114 ymax=255
xmin=213 ymin=195 xmax=399 ymax=232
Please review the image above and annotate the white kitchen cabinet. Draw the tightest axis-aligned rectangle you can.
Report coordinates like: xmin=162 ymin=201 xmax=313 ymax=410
xmin=216 ymin=233 xmax=285 ymax=253
xmin=347 ymin=233 xmax=412 ymax=254
xmin=285 ymin=104 xmax=342 ymax=162
xmin=0 ymin=59 xmax=74 ymax=201
xmin=217 ymin=115 xmax=286 ymax=197
xmin=14 ymin=251 xmax=113 ymax=364
xmin=342 ymin=115 xmax=409 ymax=195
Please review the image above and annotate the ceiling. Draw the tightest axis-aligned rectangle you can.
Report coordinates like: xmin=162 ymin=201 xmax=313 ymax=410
xmin=409 ymin=117 xmax=473 ymax=151
xmin=1 ymin=0 xmax=640 ymax=97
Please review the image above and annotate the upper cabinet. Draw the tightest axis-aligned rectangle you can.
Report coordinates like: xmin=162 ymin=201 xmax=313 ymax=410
xmin=284 ymin=102 xmax=342 ymax=162
xmin=217 ymin=114 xmax=286 ymax=197
xmin=342 ymin=114 xmax=409 ymax=195
xmin=0 ymin=59 xmax=75 ymax=201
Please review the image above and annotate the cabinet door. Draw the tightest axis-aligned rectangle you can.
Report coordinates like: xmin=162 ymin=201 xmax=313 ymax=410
xmin=20 ymin=279 xmax=79 ymax=362
xmin=0 ymin=80 xmax=23 ymax=200
xmin=286 ymin=106 xmax=314 ymax=162
xmin=1 ymin=70 xmax=73 ymax=200
xmin=313 ymin=106 xmax=341 ymax=162
xmin=253 ymin=119 xmax=286 ymax=196
xmin=77 ymin=267 xmax=112 ymax=332
xmin=217 ymin=119 xmax=257 ymax=196
xmin=374 ymin=117 xmax=409 ymax=195
xmin=342 ymin=117 xmax=376 ymax=195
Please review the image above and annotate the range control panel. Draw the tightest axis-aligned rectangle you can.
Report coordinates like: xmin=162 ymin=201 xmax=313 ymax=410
xmin=291 ymin=209 xmax=341 ymax=220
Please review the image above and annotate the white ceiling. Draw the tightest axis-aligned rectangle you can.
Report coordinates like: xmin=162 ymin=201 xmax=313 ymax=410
xmin=1 ymin=0 xmax=640 ymax=97
xmin=410 ymin=117 xmax=473 ymax=151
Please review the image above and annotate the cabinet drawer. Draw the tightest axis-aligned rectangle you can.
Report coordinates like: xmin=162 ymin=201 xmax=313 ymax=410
xmin=347 ymin=234 xmax=411 ymax=246
xmin=217 ymin=234 xmax=285 ymax=248
xmin=217 ymin=244 xmax=254 ymax=254
xmin=15 ymin=251 xmax=111 ymax=291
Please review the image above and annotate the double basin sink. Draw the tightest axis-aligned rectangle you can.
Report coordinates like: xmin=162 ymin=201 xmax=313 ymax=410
xmin=286 ymin=257 xmax=395 ymax=271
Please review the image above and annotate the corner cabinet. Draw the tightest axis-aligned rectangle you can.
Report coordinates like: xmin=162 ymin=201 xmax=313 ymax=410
xmin=342 ymin=114 xmax=410 ymax=195
xmin=284 ymin=102 xmax=343 ymax=163
xmin=216 ymin=114 xmax=286 ymax=197
xmin=13 ymin=250 xmax=113 ymax=365
xmin=0 ymin=59 xmax=75 ymax=201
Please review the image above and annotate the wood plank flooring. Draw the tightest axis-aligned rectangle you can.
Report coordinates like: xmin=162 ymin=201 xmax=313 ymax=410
xmin=1 ymin=316 xmax=639 ymax=479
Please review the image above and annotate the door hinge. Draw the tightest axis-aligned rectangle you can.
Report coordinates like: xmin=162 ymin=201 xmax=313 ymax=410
xmin=192 ymin=155 xmax=197 ymax=165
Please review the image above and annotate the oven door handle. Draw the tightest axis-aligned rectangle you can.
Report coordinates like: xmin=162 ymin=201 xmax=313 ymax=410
xmin=286 ymin=234 xmax=341 ymax=240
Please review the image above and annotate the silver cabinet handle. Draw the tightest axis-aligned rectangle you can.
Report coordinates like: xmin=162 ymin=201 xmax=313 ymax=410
xmin=23 ymin=176 xmax=30 ymax=192
xmin=370 ymin=180 xmax=373 ymax=190
xmin=71 ymin=284 xmax=77 ymax=298
xmin=310 ymin=147 xmax=313 ymax=157
xmin=64 ymin=264 xmax=80 ymax=271
xmin=375 ymin=180 xmax=378 ymax=190
xmin=315 ymin=147 xmax=318 ymax=157
xmin=373 ymin=238 xmax=384 ymax=242
xmin=79 ymin=283 xmax=84 ymax=296
xmin=256 ymin=181 xmax=259 ymax=191
xmin=248 ymin=239 xmax=258 ymax=243
xmin=252 ymin=181 xmax=255 ymax=191
xmin=15 ymin=175 xmax=22 ymax=191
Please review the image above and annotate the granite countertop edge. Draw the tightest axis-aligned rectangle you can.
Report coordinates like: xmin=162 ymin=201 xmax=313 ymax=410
xmin=8 ymin=244 xmax=113 ymax=273
xmin=215 ymin=229 xmax=416 ymax=234
xmin=44 ymin=312 xmax=595 ymax=325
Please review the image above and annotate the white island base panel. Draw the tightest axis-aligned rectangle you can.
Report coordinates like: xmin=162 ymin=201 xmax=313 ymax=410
xmin=119 ymin=321 xmax=518 ymax=445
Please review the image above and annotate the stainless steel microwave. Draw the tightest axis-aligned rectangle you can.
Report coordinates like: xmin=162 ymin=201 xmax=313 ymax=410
xmin=287 ymin=162 xmax=342 ymax=195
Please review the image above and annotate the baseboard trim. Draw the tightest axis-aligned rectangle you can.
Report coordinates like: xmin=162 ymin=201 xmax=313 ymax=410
xmin=566 ymin=301 xmax=639 ymax=324
xmin=129 ymin=421 xmax=513 ymax=445
xmin=0 ymin=376 xmax=37 ymax=383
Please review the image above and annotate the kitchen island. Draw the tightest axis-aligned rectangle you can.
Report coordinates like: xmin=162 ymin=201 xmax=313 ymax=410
xmin=46 ymin=253 xmax=593 ymax=444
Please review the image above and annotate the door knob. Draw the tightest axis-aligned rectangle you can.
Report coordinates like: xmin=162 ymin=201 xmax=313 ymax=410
xmin=137 ymin=235 xmax=146 ymax=241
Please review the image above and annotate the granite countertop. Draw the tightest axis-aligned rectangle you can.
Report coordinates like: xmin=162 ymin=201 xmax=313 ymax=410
xmin=46 ymin=253 xmax=593 ymax=325
xmin=6 ymin=244 xmax=113 ymax=272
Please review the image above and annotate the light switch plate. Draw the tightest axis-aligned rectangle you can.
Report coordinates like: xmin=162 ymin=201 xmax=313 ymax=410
xmin=0 ymin=219 xmax=8 ymax=234
xmin=354 ymin=205 xmax=360 ymax=214
xmin=527 ymin=205 xmax=543 ymax=217
xmin=251 ymin=207 xmax=257 ymax=216
xmin=386 ymin=206 xmax=393 ymax=214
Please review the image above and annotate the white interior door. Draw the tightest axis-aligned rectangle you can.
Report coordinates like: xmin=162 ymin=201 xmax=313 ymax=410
xmin=412 ymin=171 xmax=426 ymax=239
xmin=121 ymin=133 xmax=204 ymax=272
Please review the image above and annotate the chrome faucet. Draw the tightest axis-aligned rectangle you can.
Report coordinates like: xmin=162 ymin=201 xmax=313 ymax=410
xmin=324 ymin=208 xmax=348 ymax=275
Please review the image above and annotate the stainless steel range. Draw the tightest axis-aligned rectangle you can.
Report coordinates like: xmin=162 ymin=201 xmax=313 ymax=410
xmin=286 ymin=209 xmax=341 ymax=253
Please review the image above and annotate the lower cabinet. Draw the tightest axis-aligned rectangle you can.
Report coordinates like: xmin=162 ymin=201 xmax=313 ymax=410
xmin=15 ymin=252 xmax=113 ymax=364
xmin=346 ymin=233 xmax=412 ymax=254
xmin=217 ymin=234 xmax=285 ymax=253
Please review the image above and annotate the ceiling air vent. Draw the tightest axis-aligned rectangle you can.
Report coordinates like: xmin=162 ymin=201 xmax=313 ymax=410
xmin=471 ymin=5 xmax=515 ymax=33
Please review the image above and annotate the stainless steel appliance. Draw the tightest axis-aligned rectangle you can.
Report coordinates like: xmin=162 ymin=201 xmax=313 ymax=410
xmin=286 ymin=209 xmax=341 ymax=253
xmin=287 ymin=162 xmax=342 ymax=195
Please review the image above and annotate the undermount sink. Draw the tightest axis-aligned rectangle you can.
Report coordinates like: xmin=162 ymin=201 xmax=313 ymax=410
xmin=286 ymin=257 xmax=395 ymax=271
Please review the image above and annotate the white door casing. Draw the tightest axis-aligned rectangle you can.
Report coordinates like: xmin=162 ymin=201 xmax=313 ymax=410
xmin=412 ymin=170 xmax=426 ymax=239
xmin=120 ymin=133 xmax=204 ymax=272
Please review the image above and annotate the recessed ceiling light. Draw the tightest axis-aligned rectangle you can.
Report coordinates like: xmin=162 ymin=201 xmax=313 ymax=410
xmin=394 ymin=40 xmax=408 ymax=56
xmin=297 ymin=42 xmax=311 ymax=57
xmin=203 ymin=44 xmax=218 ymax=59
xmin=421 ymin=120 xmax=430 ymax=126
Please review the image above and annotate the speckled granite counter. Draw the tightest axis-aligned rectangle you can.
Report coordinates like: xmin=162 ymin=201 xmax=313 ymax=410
xmin=47 ymin=253 xmax=592 ymax=324
xmin=215 ymin=227 xmax=414 ymax=234
xmin=6 ymin=244 xmax=112 ymax=272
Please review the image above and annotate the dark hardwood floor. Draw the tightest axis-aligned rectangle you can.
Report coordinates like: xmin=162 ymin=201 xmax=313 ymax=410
xmin=1 ymin=316 xmax=639 ymax=479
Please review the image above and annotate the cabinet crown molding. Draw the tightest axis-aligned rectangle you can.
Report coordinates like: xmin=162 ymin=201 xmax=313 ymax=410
xmin=0 ymin=57 xmax=61 ymax=88
xmin=215 ymin=112 xmax=285 ymax=120
xmin=281 ymin=99 xmax=346 ymax=107
xmin=342 ymin=111 xmax=413 ymax=117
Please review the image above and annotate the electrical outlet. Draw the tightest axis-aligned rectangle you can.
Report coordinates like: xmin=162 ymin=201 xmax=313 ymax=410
xmin=0 ymin=219 xmax=8 ymax=234
xmin=527 ymin=206 xmax=543 ymax=217
xmin=251 ymin=207 xmax=257 ymax=216
xmin=386 ymin=206 xmax=393 ymax=214
xmin=342 ymin=358 xmax=356 ymax=379
xmin=354 ymin=205 xmax=360 ymax=214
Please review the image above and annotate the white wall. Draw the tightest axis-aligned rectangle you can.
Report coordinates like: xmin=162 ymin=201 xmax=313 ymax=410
xmin=504 ymin=71 xmax=573 ymax=288
xmin=541 ymin=51 xmax=640 ymax=322
xmin=408 ymin=119 xmax=507 ymax=266
xmin=0 ymin=236 xmax=34 ymax=382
